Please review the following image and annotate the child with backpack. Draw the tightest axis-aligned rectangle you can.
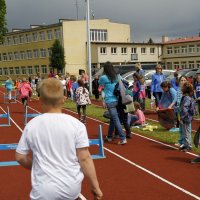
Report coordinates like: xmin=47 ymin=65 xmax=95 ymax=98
xmin=179 ymin=82 xmax=195 ymax=152
xmin=75 ymin=79 xmax=91 ymax=124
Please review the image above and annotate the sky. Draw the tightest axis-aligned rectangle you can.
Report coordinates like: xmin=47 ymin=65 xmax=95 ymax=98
xmin=5 ymin=0 xmax=200 ymax=42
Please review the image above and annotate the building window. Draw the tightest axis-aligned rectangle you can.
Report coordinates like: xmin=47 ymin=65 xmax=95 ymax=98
xmin=181 ymin=62 xmax=187 ymax=69
xmin=90 ymin=29 xmax=107 ymax=42
xmin=166 ymin=62 xmax=172 ymax=69
xmin=4 ymin=68 xmax=8 ymax=75
xmin=39 ymin=31 xmax=45 ymax=41
xmin=3 ymin=53 xmax=7 ymax=61
xmin=55 ymin=29 xmax=61 ymax=39
xmin=150 ymin=48 xmax=155 ymax=54
xmin=40 ymin=49 xmax=47 ymax=58
xmin=21 ymin=66 xmax=26 ymax=75
xmin=181 ymin=46 xmax=187 ymax=54
xmin=33 ymin=49 xmax=39 ymax=58
xmin=189 ymin=61 xmax=195 ymax=68
xmin=48 ymin=48 xmax=52 ymax=57
xmin=32 ymin=33 xmax=38 ymax=42
xmin=14 ymin=52 xmax=19 ymax=60
xmin=34 ymin=65 xmax=40 ymax=74
xmin=15 ymin=67 xmax=20 ymax=75
xmin=174 ymin=47 xmax=180 ymax=54
xmin=9 ymin=67 xmax=14 ymax=75
xmin=121 ymin=47 xmax=127 ymax=54
xmin=111 ymin=47 xmax=117 ymax=54
xmin=174 ymin=62 xmax=179 ymax=69
xmin=0 ymin=68 xmax=2 ymax=75
xmin=100 ymin=47 xmax=107 ymax=54
xmin=197 ymin=61 xmax=200 ymax=68
xmin=196 ymin=45 xmax=200 ymax=52
xmin=141 ymin=47 xmax=146 ymax=54
xmin=47 ymin=30 xmax=53 ymax=40
xmin=27 ymin=66 xmax=33 ymax=75
xmin=167 ymin=47 xmax=173 ymax=54
xmin=8 ymin=52 xmax=13 ymax=61
xmin=7 ymin=37 xmax=12 ymax=45
xmin=41 ymin=65 xmax=47 ymax=74
xmin=20 ymin=51 xmax=26 ymax=60
xmin=27 ymin=50 xmax=32 ymax=59
xmin=26 ymin=34 xmax=31 ymax=43
xmin=131 ymin=48 xmax=137 ymax=54
xmin=189 ymin=45 xmax=195 ymax=53
xmin=19 ymin=35 xmax=24 ymax=44
xmin=13 ymin=36 xmax=18 ymax=45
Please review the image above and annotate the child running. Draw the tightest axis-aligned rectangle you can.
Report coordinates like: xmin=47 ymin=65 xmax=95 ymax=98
xmin=18 ymin=77 xmax=32 ymax=107
xmin=5 ymin=76 xmax=13 ymax=103
xmin=128 ymin=102 xmax=146 ymax=126
xmin=75 ymin=79 xmax=91 ymax=124
xmin=15 ymin=78 xmax=102 ymax=200
xmin=179 ymin=82 xmax=195 ymax=152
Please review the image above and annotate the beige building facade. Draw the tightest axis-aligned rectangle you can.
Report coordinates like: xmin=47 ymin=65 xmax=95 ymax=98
xmin=162 ymin=36 xmax=200 ymax=69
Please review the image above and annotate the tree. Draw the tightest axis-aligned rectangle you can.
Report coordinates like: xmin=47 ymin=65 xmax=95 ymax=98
xmin=49 ymin=39 xmax=66 ymax=73
xmin=0 ymin=0 xmax=8 ymax=43
xmin=148 ymin=38 xmax=154 ymax=44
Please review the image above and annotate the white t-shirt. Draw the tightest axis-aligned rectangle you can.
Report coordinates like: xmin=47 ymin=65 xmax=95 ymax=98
xmin=60 ymin=79 xmax=67 ymax=90
xmin=16 ymin=113 xmax=89 ymax=200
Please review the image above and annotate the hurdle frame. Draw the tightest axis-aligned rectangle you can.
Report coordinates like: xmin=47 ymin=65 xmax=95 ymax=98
xmin=24 ymin=106 xmax=41 ymax=125
xmin=3 ymin=90 xmax=17 ymax=104
xmin=0 ymin=106 xmax=11 ymax=127
xmin=89 ymin=125 xmax=105 ymax=159
xmin=0 ymin=143 xmax=19 ymax=167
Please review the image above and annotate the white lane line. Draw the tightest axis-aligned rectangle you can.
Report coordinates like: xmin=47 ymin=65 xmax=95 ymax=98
xmin=104 ymin=147 xmax=200 ymax=200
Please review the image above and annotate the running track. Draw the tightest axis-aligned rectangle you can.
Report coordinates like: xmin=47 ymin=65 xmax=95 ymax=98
xmin=0 ymin=90 xmax=200 ymax=200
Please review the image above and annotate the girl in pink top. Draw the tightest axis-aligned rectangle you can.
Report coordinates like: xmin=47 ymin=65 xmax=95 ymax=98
xmin=128 ymin=102 xmax=146 ymax=126
xmin=18 ymin=77 xmax=32 ymax=107
xmin=139 ymin=75 xmax=146 ymax=111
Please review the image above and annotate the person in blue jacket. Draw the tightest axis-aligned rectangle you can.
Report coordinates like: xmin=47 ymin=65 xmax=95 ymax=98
xmin=158 ymin=81 xmax=177 ymax=109
xmin=150 ymin=64 xmax=166 ymax=107
xmin=5 ymin=76 xmax=13 ymax=103
xmin=98 ymin=61 xmax=127 ymax=145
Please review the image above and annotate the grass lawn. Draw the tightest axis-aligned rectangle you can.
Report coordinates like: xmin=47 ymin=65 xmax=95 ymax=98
xmin=63 ymin=98 xmax=200 ymax=154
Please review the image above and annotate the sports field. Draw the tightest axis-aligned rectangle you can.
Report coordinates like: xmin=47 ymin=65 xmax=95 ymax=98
xmin=0 ymin=88 xmax=199 ymax=200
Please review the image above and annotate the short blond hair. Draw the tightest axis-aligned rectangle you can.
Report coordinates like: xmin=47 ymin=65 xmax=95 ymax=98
xmin=38 ymin=78 xmax=64 ymax=106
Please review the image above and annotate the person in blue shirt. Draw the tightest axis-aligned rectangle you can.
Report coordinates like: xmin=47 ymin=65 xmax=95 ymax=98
xmin=150 ymin=64 xmax=166 ymax=107
xmin=98 ymin=61 xmax=127 ymax=145
xmin=158 ymin=81 xmax=177 ymax=109
xmin=170 ymin=71 xmax=179 ymax=91
xmin=135 ymin=63 xmax=145 ymax=77
xmin=5 ymin=76 xmax=13 ymax=103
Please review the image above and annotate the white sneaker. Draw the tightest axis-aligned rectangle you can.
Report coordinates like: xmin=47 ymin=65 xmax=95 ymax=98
xmin=118 ymin=139 xmax=127 ymax=145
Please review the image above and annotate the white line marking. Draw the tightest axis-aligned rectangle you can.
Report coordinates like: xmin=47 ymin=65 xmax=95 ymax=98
xmin=104 ymin=147 xmax=200 ymax=200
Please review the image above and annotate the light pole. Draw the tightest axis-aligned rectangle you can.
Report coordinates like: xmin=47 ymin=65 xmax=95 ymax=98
xmin=86 ymin=0 xmax=92 ymax=95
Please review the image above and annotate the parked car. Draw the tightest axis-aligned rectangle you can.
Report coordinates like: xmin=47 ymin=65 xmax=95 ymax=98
xmin=122 ymin=69 xmax=175 ymax=89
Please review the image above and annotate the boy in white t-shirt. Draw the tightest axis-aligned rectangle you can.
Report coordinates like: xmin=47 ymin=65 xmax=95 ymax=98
xmin=15 ymin=78 xmax=102 ymax=200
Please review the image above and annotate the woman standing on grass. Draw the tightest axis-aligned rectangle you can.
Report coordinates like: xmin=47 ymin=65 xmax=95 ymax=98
xmin=5 ymin=76 xmax=13 ymax=103
xmin=150 ymin=64 xmax=166 ymax=107
xmin=98 ymin=61 xmax=127 ymax=145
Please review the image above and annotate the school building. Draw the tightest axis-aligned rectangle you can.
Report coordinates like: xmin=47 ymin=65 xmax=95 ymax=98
xmin=0 ymin=18 xmax=199 ymax=80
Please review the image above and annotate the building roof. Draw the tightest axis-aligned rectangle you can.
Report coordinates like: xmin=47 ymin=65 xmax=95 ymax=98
xmin=164 ymin=36 xmax=200 ymax=44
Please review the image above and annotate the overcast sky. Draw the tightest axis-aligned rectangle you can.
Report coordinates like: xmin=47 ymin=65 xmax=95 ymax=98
xmin=5 ymin=0 xmax=200 ymax=42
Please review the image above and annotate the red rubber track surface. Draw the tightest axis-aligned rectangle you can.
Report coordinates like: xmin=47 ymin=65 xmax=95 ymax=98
xmin=0 ymin=90 xmax=200 ymax=200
